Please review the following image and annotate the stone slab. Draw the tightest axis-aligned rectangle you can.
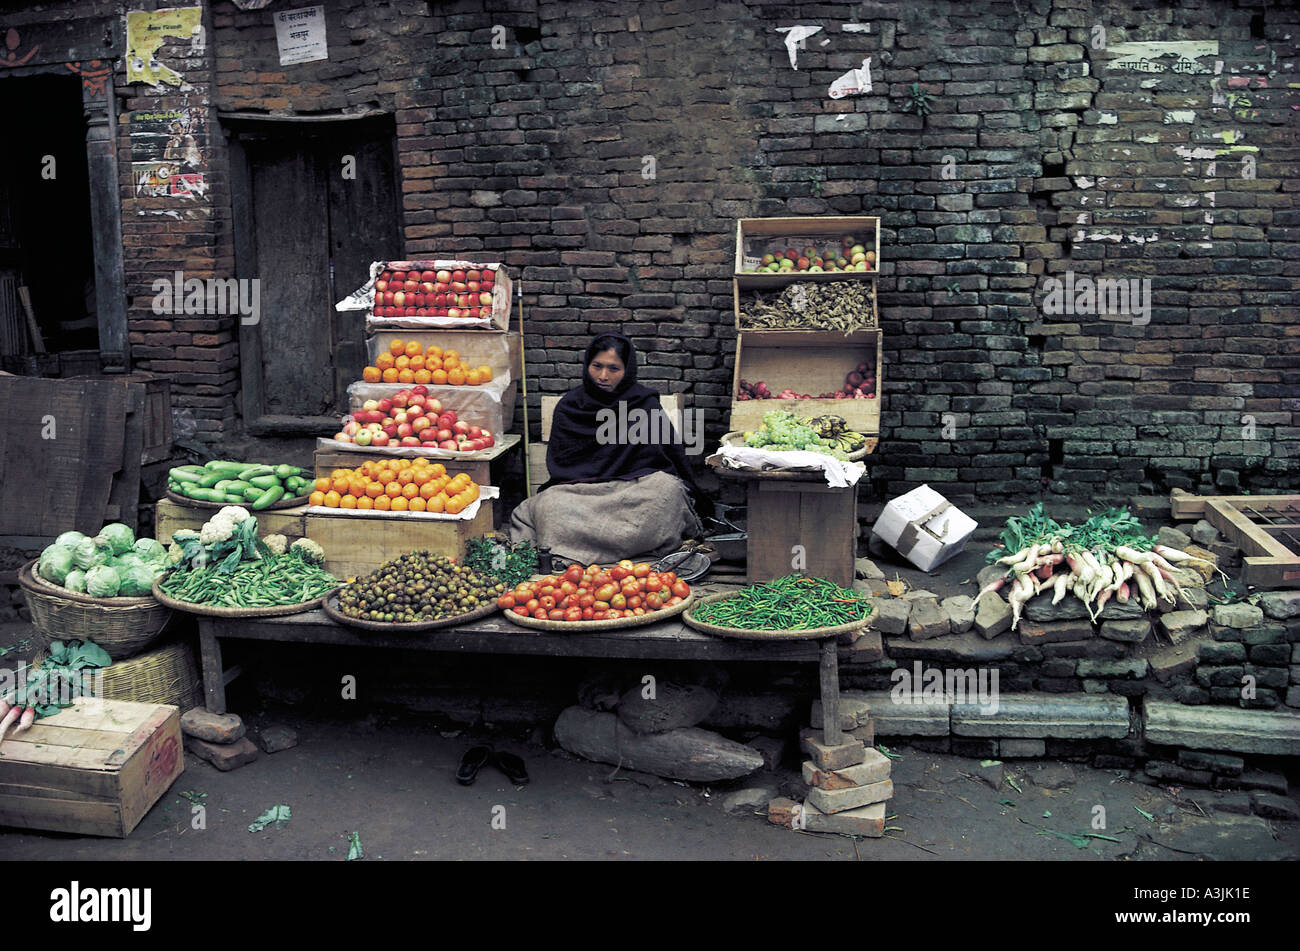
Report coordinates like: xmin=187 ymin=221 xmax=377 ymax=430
xmin=1160 ymin=609 xmax=1208 ymax=645
xmin=1213 ymin=604 xmax=1264 ymax=629
xmin=799 ymin=730 xmax=866 ymax=771
xmin=806 ymin=779 xmax=894 ymax=815
xmin=799 ymin=798 xmax=887 ymax=836
xmin=843 ymin=690 xmax=951 ymax=736
xmin=1098 ymin=619 xmax=1151 ymax=644
xmin=181 ymin=708 xmax=246 ymax=745
xmin=873 ymin=598 xmax=911 ymax=636
xmin=951 ymin=693 xmax=1130 ymax=739
xmin=942 ymin=595 xmax=976 ymax=634
xmin=1019 ymin=618 xmax=1094 ymax=646
xmin=974 ymin=592 xmax=1012 ymax=639
xmin=801 ymin=748 xmax=892 ymax=790
xmin=884 ymin=633 xmax=1018 ymax=664
xmin=1259 ymin=591 xmax=1300 ymax=620
xmin=1023 ymin=592 xmax=1090 ymax=622
xmin=811 ymin=696 xmax=872 ymax=732
xmin=185 ymin=736 xmax=259 ymax=772
xmin=998 ymin=738 xmax=1046 ymax=757
xmin=1143 ymin=701 xmax=1300 ymax=756
xmin=907 ymin=598 xmax=950 ymax=641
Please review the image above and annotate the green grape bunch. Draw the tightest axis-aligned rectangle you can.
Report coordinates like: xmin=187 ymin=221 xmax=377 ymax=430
xmin=742 ymin=411 xmax=848 ymax=460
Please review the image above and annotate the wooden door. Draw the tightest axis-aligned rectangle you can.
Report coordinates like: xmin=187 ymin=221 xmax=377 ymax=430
xmin=229 ymin=117 xmax=401 ymax=434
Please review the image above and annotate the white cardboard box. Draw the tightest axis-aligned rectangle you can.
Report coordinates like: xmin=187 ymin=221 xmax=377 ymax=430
xmin=871 ymin=484 xmax=978 ymax=572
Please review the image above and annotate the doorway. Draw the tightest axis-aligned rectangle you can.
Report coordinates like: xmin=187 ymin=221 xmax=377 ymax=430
xmin=226 ymin=115 xmax=401 ymax=433
xmin=0 ymin=74 xmax=96 ymax=368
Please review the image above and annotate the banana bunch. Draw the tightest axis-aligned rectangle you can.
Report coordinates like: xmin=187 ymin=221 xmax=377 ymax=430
xmin=803 ymin=415 xmax=867 ymax=455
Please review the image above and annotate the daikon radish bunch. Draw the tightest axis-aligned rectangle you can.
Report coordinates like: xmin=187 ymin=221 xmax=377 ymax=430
xmin=982 ymin=505 xmax=1220 ymax=631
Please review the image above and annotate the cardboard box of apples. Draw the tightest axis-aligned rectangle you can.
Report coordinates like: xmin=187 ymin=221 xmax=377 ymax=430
xmin=335 ymin=260 xmax=513 ymax=332
xmin=331 ymin=386 xmax=499 ymax=455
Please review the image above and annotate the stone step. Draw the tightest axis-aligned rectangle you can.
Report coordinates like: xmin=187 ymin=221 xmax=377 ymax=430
xmin=951 ymin=693 xmax=1130 ymax=739
xmin=840 ymin=690 xmax=951 ymax=736
xmin=1143 ymin=701 xmax=1300 ymax=756
xmin=799 ymin=798 xmax=888 ymax=836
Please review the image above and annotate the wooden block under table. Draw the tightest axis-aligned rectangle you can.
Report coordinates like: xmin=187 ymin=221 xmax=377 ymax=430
xmin=304 ymin=501 xmax=494 ymax=580
xmin=744 ymin=475 xmax=858 ymax=587
xmin=154 ymin=497 xmax=308 ymax=545
xmin=0 ymin=698 xmax=184 ymax=837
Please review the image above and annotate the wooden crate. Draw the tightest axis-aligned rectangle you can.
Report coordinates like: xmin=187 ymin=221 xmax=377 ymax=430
xmin=303 ymin=502 xmax=494 ymax=579
xmin=154 ymin=497 xmax=308 ymax=545
xmin=315 ymin=433 xmax=522 ymax=487
xmin=728 ymin=330 xmax=882 ymax=435
xmin=745 ymin=476 xmax=857 ymax=587
xmin=63 ymin=372 xmax=173 ymax=465
xmin=364 ymin=330 xmax=521 ymax=380
xmin=1169 ymin=491 xmax=1300 ymax=588
xmin=0 ymin=698 xmax=184 ymax=837
xmin=733 ymin=277 xmax=877 ymax=332
xmin=735 ymin=216 xmax=881 ymax=288
xmin=366 ymin=260 xmax=513 ymax=332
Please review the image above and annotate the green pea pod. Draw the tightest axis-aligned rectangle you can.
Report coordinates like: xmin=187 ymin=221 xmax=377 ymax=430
xmin=170 ymin=468 xmax=205 ymax=484
xmin=197 ymin=470 xmax=227 ymax=489
xmin=248 ymin=474 xmax=280 ymax=490
xmin=238 ymin=465 xmax=275 ymax=481
xmin=252 ymin=484 xmax=285 ymax=510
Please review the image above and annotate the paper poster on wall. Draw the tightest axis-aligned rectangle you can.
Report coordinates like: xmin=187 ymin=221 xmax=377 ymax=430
xmin=274 ymin=5 xmax=328 ymax=65
xmin=125 ymin=7 xmax=203 ymax=86
xmin=132 ymin=162 xmax=207 ymax=199
xmin=130 ymin=108 xmax=206 ymax=199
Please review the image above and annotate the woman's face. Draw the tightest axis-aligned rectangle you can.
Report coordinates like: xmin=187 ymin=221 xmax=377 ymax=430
xmin=588 ymin=348 xmax=626 ymax=392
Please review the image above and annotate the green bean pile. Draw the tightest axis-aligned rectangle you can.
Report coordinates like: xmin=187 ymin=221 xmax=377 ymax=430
xmin=160 ymin=552 xmax=339 ymax=608
xmin=691 ymin=575 xmax=872 ymax=631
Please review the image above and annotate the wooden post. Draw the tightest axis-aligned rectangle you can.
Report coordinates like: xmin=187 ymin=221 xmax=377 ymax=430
xmin=82 ymin=72 xmax=129 ymax=372
xmin=198 ymin=625 xmax=227 ymax=714
xmin=819 ymin=637 xmax=843 ymax=746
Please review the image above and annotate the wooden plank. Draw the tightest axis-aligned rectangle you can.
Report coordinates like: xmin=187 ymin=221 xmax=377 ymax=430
xmin=0 ymin=16 xmax=124 ymax=67
xmin=820 ymin=638 xmax=843 ymax=746
xmin=1242 ymin=557 xmax=1300 ymax=590
xmin=115 ymin=709 xmax=183 ymax=835
xmin=199 ymin=628 xmax=227 ymax=715
xmin=304 ymin=502 xmax=494 ymax=580
xmin=1169 ymin=491 xmax=1300 ymax=520
xmin=154 ymin=498 xmax=307 ymax=545
xmin=1206 ymin=500 xmax=1292 ymax=559
xmin=0 ymin=759 xmax=118 ymax=799
xmin=746 ymin=477 xmax=856 ymax=586
xmin=10 ymin=724 xmax=140 ymax=751
xmin=106 ymin=381 xmax=145 ymax=533
xmin=40 ymin=696 xmax=154 ymax=733
xmin=0 ymin=792 xmax=125 ymax=837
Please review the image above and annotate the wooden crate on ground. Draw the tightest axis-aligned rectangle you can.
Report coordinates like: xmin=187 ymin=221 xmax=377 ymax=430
xmin=303 ymin=503 xmax=494 ymax=580
xmin=153 ymin=497 xmax=308 ymax=545
xmin=0 ymin=698 xmax=184 ymax=837
xmin=728 ymin=330 xmax=882 ymax=436
xmin=745 ymin=475 xmax=858 ymax=587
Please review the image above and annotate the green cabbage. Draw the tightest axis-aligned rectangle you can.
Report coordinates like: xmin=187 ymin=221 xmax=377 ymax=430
xmin=118 ymin=563 xmax=159 ymax=597
xmin=113 ymin=552 xmax=146 ymax=573
xmin=72 ymin=537 xmax=110 ymax=571
xmin=55 ymin=530 xmax=88 ymax=549
xmin=64 ymin=569 xmax=87 ymax=593
xmin=95 ymin=523 xmax=135 ymax=556
xmin=84 ymin=565 xmax=121 ymax=598
xmin=133 ymin=537 xmax=167 ymax=566
xmin=39 ymin=545 xmax=76 ymax=585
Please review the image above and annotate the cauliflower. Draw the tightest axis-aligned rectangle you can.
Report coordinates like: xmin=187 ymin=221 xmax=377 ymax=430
xmin=199 ymin=507 xmax=252 ymax=544
xmin=290 ymin=538 xmax=325 ymax=564
xmin=262 ymin=533 xmax=289 ymax=556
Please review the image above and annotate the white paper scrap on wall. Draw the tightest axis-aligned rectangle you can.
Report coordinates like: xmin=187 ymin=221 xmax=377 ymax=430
xmin=828 ymin=57 xmax=872 ymax=98
xmin=776 ymin=26 xmax=823 ymax=70
xmin=275 ymin=5 xmax=328 ymax=66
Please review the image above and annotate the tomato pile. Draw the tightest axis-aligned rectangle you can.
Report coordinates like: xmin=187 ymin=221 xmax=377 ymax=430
xmin=498 ymin=560 xmax=692 ymax=623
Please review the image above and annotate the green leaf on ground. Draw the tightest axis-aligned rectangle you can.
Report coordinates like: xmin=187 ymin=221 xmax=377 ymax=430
xmin=877 ymin=745 xmax=902 ymax=759
xmin=1042 ymin=810 xmax=1052 ymax=818
xmin=248 ymin=805 xmax=291 ymax=833
xmin=1007 ymin=776 xmax=1023 ymax=793
xmin=347 ymin=831 xmax=363 ymax=861
xmin=998 ymin=799 xmax=1017 ymax=808
xmin=1135 ymin=805 xmax=1155 ymax=822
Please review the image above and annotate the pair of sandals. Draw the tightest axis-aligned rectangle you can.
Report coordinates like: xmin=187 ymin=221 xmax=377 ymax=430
xmin=456 ymin=746 xmax=529 ymax=786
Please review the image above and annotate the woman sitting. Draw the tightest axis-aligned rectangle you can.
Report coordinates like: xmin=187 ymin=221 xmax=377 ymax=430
xmin=509 ymin=333 xmax=713 ymax=565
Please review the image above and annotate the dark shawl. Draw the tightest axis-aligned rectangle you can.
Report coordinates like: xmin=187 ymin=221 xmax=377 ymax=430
xmin=543 ymin=334 xmax=713 ymax=518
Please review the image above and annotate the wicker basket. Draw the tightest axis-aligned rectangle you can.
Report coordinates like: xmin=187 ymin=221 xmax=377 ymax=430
xmin=18 ymin=560 xmax=172 ymax=660
xmin=34 ymin=638 xmax=201 ymax=712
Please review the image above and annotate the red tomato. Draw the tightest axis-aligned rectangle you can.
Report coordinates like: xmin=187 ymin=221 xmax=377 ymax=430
xmin=645 ymin=592 xmax=664 ymax=611
xmin=539 ymin=595 xmax=557 ymax=610
xmin=563 ymin=565 xmax=583 ymax=584
xmin=536 ymin=576 xmax=558 ymax=588
xmin=524 ymin=599 xmax=539 ymax=613
xmin=579 ymin=594 xmax=595 ymax=608
xmin=609 ymin=565 xmax=630 ymax=582
xmin=534 ymin=609 xmax=548 ymax=619
xmin=565 ymin=607 xmax=583 ymax=622
xmin=582 ymin=607 xmax=594 ymax=620
xmin=560 ymin=581 xmax=577 ymax=596
xmin=645 ymin=575 xmax=663 ymax=593
xmin=627 ymin=595 xmax=642 ymax=609
xmin=549 ymin=609 xmax=566 ymax=621
xmin=632 ymin=563 xmax=651 ymax=578
xmin=666 ymin=596 xmax=682 ymax=606
xmin=594 ymin=600 xmax=610 ymax=612
xmin=607 ymin=609 xmax=622 ymax=619
xmin=594 ymin=583 xmax=618 ymax=602
xmin=593 ymin=611 xmax=608 ymax=620
xmin=610 ymin=593 xmax=627 ymax=610
xmin=497 ymin=594 xmax=516 ymax=609
xmin=660 ymin=572 xmax=677 ymax=586
xmin=593 ymin=572 xmax=613 ymax=587
xmin=671 ymin=581 xmax=690 ymax=599
xmin=513 ymin=606 xmax=530 ymax=616
xmin=617 ymin=560 xmax=634 ymax=570
xmin=632 ymin=607 xmax=646 ymax=616
xmin=538 ymin=585 xmax=556 ymax=598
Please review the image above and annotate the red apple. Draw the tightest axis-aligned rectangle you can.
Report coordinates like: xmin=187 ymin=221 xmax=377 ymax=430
xmin=438 ymin=440 xmax=457 ymax=451
xmin=436 ymin=428 xmax=453 ymax=442
xmin=377 ymin=398 xmax=394 ymax=414
xmin=401 ymin=436 xmax=421 ymax=447
xmin=375 ymin=280 xmax=388 ymax=292
xmin=434 ymin=293 xmax=447 ymax=306
xmin=393 ymin=291 xmax=406 ymax=308
xmin=421 ymin=270 xmax=436 ymax=282
xmin=390 ymin=270 xmax=406 ymax=282
xmin=452 ymin=269 xmax=466 ymax=283
xmin=466 ymin=269 xmax=481 ymax=282
xmin=481 ymin=433 xmax=494 ymax=448
xmin=421 ymin=430 xmax=439 ymax=443
xmin=479 ymin=292 xmax=493 ymax=306
xmin=435 ymin=269 xmax=451 ymax=283
xmin=392 ymin=390 xmax=410 ymax=407
xmin=438 ymin=411 xmax=456 ymax=427
xmin=343 ymin=420 xmax=360 ymax=436
xmin=447 ymin=307 xmax=461 ymax=319
xmin=452 ymin=420 xmax=471 ymax=436
xmin=382 ymin=423 xmax=399 ymax=438
xmin=403 ymin=280 xmax=418 ymax=293
xmin=406 ymin=405 xmax=424 ymax=419
xmin=468 ymin=426 xmax=483 ymax=439
xmin=409 ymin=394 xmax=426 ymax=408
xmin=425 ymin=398 xmax=441 ymax=414
xmin=333 ymin=432 xmax=352 ymax=443
xmin=412 ymin=416 xmax=432 ymax=432
xmin=371 ymin=431 xmax=390 ymax=447
xmin=397 ymin=422 xmax=413 ymax=438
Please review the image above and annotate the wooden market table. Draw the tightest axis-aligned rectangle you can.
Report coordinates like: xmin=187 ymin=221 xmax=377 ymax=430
xmin=194 ymin=583 xmax=883 ymax=747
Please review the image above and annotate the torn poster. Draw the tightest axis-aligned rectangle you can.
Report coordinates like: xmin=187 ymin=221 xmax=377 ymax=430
xmin=275 ymin=5 xmax=328 ymax=66
xmin=125 ymin=7 xmax=203 ymax=86
xmin=829 ymin=56 xmax=872 ymax=98
xmin=776 ymin=25 xmax=823 ymax=70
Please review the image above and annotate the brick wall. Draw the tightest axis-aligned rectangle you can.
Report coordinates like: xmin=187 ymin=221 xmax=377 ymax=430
xmin=11 ymin=0 xmax=1298 ymax=498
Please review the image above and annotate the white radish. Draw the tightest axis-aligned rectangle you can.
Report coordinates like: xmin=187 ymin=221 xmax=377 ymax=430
xmin=1052 ymin=538 xmax=1063 ymax=554
xmin=1142 ymin=562 xmax=1173 ymax=603
xmin=11 ymin=706 xmax=35 ymax=735
xmin=1154 ymin=544 xmax=1230 ymax=583
xmin=0 ymin=703 xmax=20 ymax=751
xmin=1008 ymin=574 xmax=1034 ymax=630
xmin=1051 ymin=572 xmax=1072 ymax=605
xmin=1116 ymin=581 xmax=1130 ymax=603
xmin=978 ymin=575 xmax=1009 ymax=600
xmin=1133 ymin=569 xmax=1157 ymax=610
xmin=1114 ymin=546 xmax=1154 ymax=564
xmin=1036 ymin=563 xmax=1054 ymax=581
xmin=1094 ymin=585 xmax=1114 ymax=616
xmin=998 ymin=543 xmax=1040 ymax=567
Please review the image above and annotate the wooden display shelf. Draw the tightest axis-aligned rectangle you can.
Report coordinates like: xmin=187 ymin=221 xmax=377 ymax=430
xmin=303 ymin=502 xmax=494 ymax=580
xmin=1169 ymin=490 xmax=1300 ymax=588
xmin=728 ymin=329 xmax=882 ymax=437
xmin=734 ymin=216 xmax=881 ymax=288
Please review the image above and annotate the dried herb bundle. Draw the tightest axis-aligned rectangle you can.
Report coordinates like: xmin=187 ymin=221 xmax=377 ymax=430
xmin=739 ymin=281 xmax=877 ymax=333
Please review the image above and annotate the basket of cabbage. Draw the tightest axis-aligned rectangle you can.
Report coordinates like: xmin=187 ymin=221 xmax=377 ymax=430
xmin=18 ymin=524 xmax=173 ymax=659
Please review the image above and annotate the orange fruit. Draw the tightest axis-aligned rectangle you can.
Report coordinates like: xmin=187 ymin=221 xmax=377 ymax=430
xmin=443 ymin=349 xmax=459 ymax=363
xmin=341 ymin=494 xmax=357 ymax=509
xmin=385 ymin=481 xmax=402 ymax=498
xmin=409 ymin=354 xmax=426 ymax=371
xmin=373 ymin=494 xmax=391 ymax=511
xmin=412 ymin=457 xmax=430 ymax=467
xmin=409 ymin=497 xmax=427 ymax=512
xmin=365 ymin=482 xmax=384 ymax=499
xmin=402 ymin=483 xmax=419 ymax=500
xmin=376 ymin=352 xmax=395 ymax=370
xmin=412 ymin=468 xmax=433 ymax=486
xmin=395 ymin=354 xmax=411 ymax=370
xmin=466 ymin=369 xmax=483 ymax=386
xmin=308 ymin=490 xmax=326 ymax=506
xmin=382 ymin=368 xmax=399 ymax=383
xmin=396 ymin=468 xmax=414 ymax=485
xmin=357 ymin=496 xmax=373 ymax=510
xmin=389 ymin=339 xmax=405 ymax=356
xmin=324 ymin=490 xmax=341 ymax=507
xmin=375 ymin=468 xmax=395 ymax=484
xmin=431 ymin=463 xmax=446 ymax=477
xmin=397 ymin=369 xmax=415 ymax=384
xmin=391 ymin=496 xmax=409 ymax=512
xmin=314 ymin=477 xmax=332 ymax=492
xmin=419 ymin=481 xmax=438 ymax=500
xmin=405 ymin=341 xmax=422 ymax=357
xmin=466 ymin=483 xmax=479 ymax=501
xmin=431 ymin=369 xmax=448 ymax=385
xmin=477 ymin=366 xmax=493 ymax=382
xmin=443 ymin=355 xmax=460 ymax=370
xmin=427 ymin=345 xmax=443 ymax=359
xmin=331 ymin=469 xmax=350 ymax=480
xmin=448 ymin=368 xmax=466 ymax=386
xmin=445 ymin=497 xmax=464 ymax=515
xmin=332 ymin=476 xmax=349 ymax=494
xmin=349 ymin=480 xmax=367 ymax=499
xmin=362 ymin=366 xmax=382 ymax=383
xmin=427 ymin=495 xmax=445 ymax=513
xmin=426 ymin=358 xmax=443 ymax=372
